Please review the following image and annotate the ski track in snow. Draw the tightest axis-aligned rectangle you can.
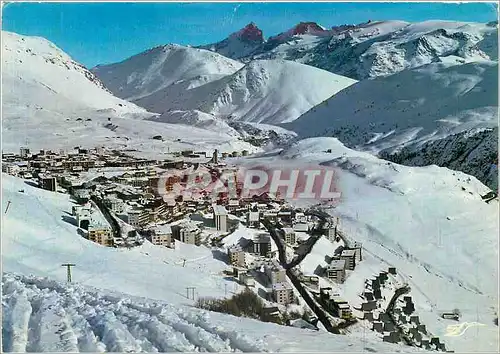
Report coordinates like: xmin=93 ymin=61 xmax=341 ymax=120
xmin=1 ymin=273 xmax=267 ymax=353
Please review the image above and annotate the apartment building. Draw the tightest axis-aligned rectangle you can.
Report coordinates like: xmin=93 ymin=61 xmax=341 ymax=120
xmin=326 ymin=259 xmax=346 ymax=284
xmin=340 ymin=249 xmax=356 ymax=270
xmin=265 ymin=260 xmax=287 ymax=285
xmin=88 ymin=224 xmax=113 ymax=246
xmin=280 ymin=228 xmax=296 ymax=245
xmin=127 ymin=209 xmax=149 ymax=228
xmin=228 ymin=244 xmax=246 ymax=267
xmin=213 ymin=204 xmax=228 ymax=232
xmin=272 ymin=282 xmax=294 ymax=305
xmin=149 ymin=224 xmax=174 ymax=248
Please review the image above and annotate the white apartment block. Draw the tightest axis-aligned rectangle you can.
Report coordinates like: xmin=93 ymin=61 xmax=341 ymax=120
xmin=272 ymin=282 xmax=294 ymax=305
xmin=228 ymin=245 xmax=246 ymax=267
xmin=281 ymin=228 xmax=296 ymax=245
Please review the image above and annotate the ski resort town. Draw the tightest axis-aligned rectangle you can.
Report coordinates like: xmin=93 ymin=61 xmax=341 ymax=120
xmin=3 ymin=145 xmax=454 ymax=351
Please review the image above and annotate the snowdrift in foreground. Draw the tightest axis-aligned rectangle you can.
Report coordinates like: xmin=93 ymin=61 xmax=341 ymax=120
xmin=2 ymin=273 xmax=419 ymax=353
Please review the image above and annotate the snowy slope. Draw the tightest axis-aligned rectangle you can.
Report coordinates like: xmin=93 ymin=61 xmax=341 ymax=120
xmin=1 ymin=173 xmax=242 ymax=304
xmin=287 ymin=61 xmax=497 ymax=149
xmin=286 ymin=61 xmax=498 ymax=187
xmin=91 ymin=44 xmax=244 ymax=101
xmin=147 ymin=110 xmax=240 ymax=136
xmin=204 ymin=20 xmax=498 ymax=80
xmin=2 ymin=31 xmax=256 ymax=155
xmin=2 ymin=273 xmax=420 ymax=353
xmin=2 ymin=31 xmax=149 ymax=117
xmin=134 ymin=59 xmax=357 ymax=124
xmin=247 ymin=137 xmax=499 ymax=352
xmin=380 ymin=127 xmax=499 ymax=191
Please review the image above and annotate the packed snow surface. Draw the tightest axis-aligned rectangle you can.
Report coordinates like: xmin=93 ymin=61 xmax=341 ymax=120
xmin=2 ymin=273 xmax=420 ymax=352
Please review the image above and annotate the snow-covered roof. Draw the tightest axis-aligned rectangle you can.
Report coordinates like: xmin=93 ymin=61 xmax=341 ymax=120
xmin=293 ymin=223 xmax=309 ymax=232
xmin=341 ymin=249 xmax=356 ymax=257
xmin=272 ymin=282 xmax=293 ymax=291
xmin=327 ymin=260 xmax=346 ymax=270
xmin=248 ymin=211 xmax=259 ymax=221
xmin=152 ymin=224 xmax=172 ymax=235
xmin=213 ymin=204 xmax=228 ymax=215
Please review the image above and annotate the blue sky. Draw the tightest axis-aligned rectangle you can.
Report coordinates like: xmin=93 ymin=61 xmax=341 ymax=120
xmin=2 ymin=2 xmax=498 ymax=68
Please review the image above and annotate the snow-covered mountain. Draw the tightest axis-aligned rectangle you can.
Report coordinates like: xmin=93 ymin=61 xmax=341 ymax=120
xmin=92 ymin=43 xmax=357 ymax=125
xmin=198 ymin=22 xmax=265 ymax=59
xmin=380 ymin=127 xmax=499 ymax=191
xmin=91 ymin=44 xmax=244 ymax=101
xmin=202 ymin=20 xmax=498 ymax=80
xmin=285 ymin=61 xmax=498 ymax=188
xmin=132 ymin=59 xmax=356 ymax=124
xmin=2 ymin=31 xmax=256 ymax=155
xmin=2 ymin=31 xmax=149 ymax=117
